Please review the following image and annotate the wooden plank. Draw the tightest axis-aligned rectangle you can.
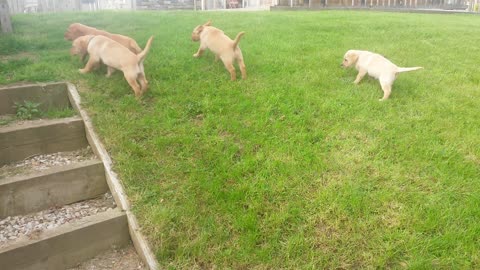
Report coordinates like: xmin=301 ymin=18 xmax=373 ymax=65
xmin=68 ymin=82 xmax=160 ymax=270
xmin=0 ymin=83 xmax=71 ymax=115
xmin=0 ymin=160 xmax=108 ymax=218
xmin=0 ymin=117 xmax=88 ymax=165
xmin=0 ymin=209 xmax=129 ymax=270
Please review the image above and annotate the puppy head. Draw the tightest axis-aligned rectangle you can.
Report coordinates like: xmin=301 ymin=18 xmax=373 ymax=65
xmin=191 ymin=20 xmax=212 ymax=42
xmin=64 ymin=23 xmax=86 ymax=41
xmin=70 ymin=35 xmax=93 ymax=57
xmin=341 ymin=50 xmax=359 ymax=68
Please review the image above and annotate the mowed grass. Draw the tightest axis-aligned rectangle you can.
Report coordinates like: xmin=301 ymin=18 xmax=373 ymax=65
xmin=1 ymin=10 xmax=480 ymax=268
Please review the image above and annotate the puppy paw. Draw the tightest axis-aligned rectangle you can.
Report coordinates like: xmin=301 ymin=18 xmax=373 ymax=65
xmin=193 ymin=53 xmax=199 ymax=58
xmin=79 ymin=69 xmax=87 ymax=74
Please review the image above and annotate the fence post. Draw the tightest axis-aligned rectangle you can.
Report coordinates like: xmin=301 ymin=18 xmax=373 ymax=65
xmin=0 ymin=0 xmax=12 ymax=33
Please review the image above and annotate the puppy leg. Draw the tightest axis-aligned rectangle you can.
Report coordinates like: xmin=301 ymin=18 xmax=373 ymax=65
xmin=379 ymin=83 xmax=392 ymax=101
xmin=106 ymin=66 xmax=116 ymax=78
xmin=193 ymin=44 xmax=207 ymax=58
xmin=354 ymin=69 xmax=367 ymax=84
xmin=379 ymin=76 xmax=394 ymax=101
xmin=235 ymin=49 xmax=247 ymax=80
xmin=124 ymin=72 xmax=142 ymax=97
xmin=221 ymin=57 xmax=236 ymax=81
xmin=79 ymin=56 xmax=100 ymax=74
xmin=237 ymin=58 xmax=247 ymax=80
xmin=138 ymin=73 xmax=149 ymax=93
xmin=80 ymin=52 xmax=87 ymax=62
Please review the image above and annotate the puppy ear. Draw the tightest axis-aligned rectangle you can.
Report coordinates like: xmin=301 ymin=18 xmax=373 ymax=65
xmin=204 ymin=20 xmax=211 ymax=26
xmin=351 ymin=53 xmax=359 ymax=62
xmin=74 ymin=36 xmax=89 ymax=56
xmin=345 ymin=52 xmax=358 ymax=63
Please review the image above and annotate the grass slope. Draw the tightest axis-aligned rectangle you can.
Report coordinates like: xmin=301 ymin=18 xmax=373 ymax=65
xmin=1 ymin=10 xmax=480 ymax=269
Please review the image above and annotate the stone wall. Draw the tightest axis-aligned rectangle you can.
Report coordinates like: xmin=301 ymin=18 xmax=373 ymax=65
xmin=136 ymin=0 xmax=195 ymax=10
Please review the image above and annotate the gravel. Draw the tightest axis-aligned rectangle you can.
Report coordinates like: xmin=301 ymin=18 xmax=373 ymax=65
xmin=68 ymin=245 xmax=147 ymax=270
xmin=0 ymin=147 xmax=96 ymax=179
xmin=0 ymin=193 xmax=116 ymax=246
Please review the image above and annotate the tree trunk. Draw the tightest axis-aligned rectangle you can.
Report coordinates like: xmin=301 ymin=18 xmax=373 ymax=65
xmin=0 ymin=0 xmax=12 ymax=33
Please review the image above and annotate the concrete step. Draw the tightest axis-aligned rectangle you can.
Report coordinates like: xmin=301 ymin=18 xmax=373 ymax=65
xmin=0 ymin=116 xmax=88 ymax=166
xmin=0 ymin=159 xmax=108 ymax=218
xmin=0 ymin=208 xmax=130 ymax=270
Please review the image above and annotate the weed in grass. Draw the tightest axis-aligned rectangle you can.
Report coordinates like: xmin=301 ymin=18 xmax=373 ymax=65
xmin=0 ymin=115 xmax=15 ymax=126
xmin=9 ymin=100 xmax=76 ymax=122
xmin=14 ymin=101 xmax=41 ymax=120
xmin=42 ymin=108 xmax=77 ymax=119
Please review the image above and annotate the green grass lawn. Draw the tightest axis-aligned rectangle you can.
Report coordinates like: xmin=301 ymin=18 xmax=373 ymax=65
xmin=1 ymin=10 xmax=480 ymax=268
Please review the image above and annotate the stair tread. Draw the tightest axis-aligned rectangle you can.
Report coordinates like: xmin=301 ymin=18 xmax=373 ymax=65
xmin=0 ymin=116 xmax=82 ymax=132
xmin=0 ymin=147 xmax=97 ymax=181
xmin=0 ymin=207 xmax=129 ymax=270
xmin=0 ymin=199 xmax=119 ymax=249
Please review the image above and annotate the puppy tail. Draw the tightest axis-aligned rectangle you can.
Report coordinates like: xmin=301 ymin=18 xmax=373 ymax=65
xmin=232 ymin=31 xmax=245 ymax=48
xmin=397 ymin=67 xmax=423 ymax=73
xmin=137 ymin=36 xmax=154 ymax=63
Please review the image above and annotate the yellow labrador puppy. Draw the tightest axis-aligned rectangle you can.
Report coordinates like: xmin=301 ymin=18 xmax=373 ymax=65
xmin=341 ymin=50 xmax=423 ymax=101
xmin=65 ymin=23 xmax=142 ymax=60
xmin=71 ymin=35 xmax=153 ymax=97
xmin=191 ymin=21 xmax=246 ymax=81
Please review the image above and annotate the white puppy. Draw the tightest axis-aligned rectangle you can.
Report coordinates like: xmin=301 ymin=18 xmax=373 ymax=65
xmin=341 ymin=50 xmax=423 ymax=101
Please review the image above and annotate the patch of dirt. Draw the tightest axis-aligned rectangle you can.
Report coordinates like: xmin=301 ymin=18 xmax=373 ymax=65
xmin=0 ymin=114 xmax=15 ymax=126
xmin=68 ymin=245 xmax=147 ymax=270
xmin=0 ymin=147 xmax=96 ymax=179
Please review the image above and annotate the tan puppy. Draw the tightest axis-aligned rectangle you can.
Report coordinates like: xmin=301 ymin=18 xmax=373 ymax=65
xmin=191 ymin=21 xmax=246 ymax=81
xmin=65 ymin=23 xmax=142 ymax=61
xmin=71 ymin=35 xmax=153 ymax=97
xmin=341 ymin=50 xmax=423 ymax=101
